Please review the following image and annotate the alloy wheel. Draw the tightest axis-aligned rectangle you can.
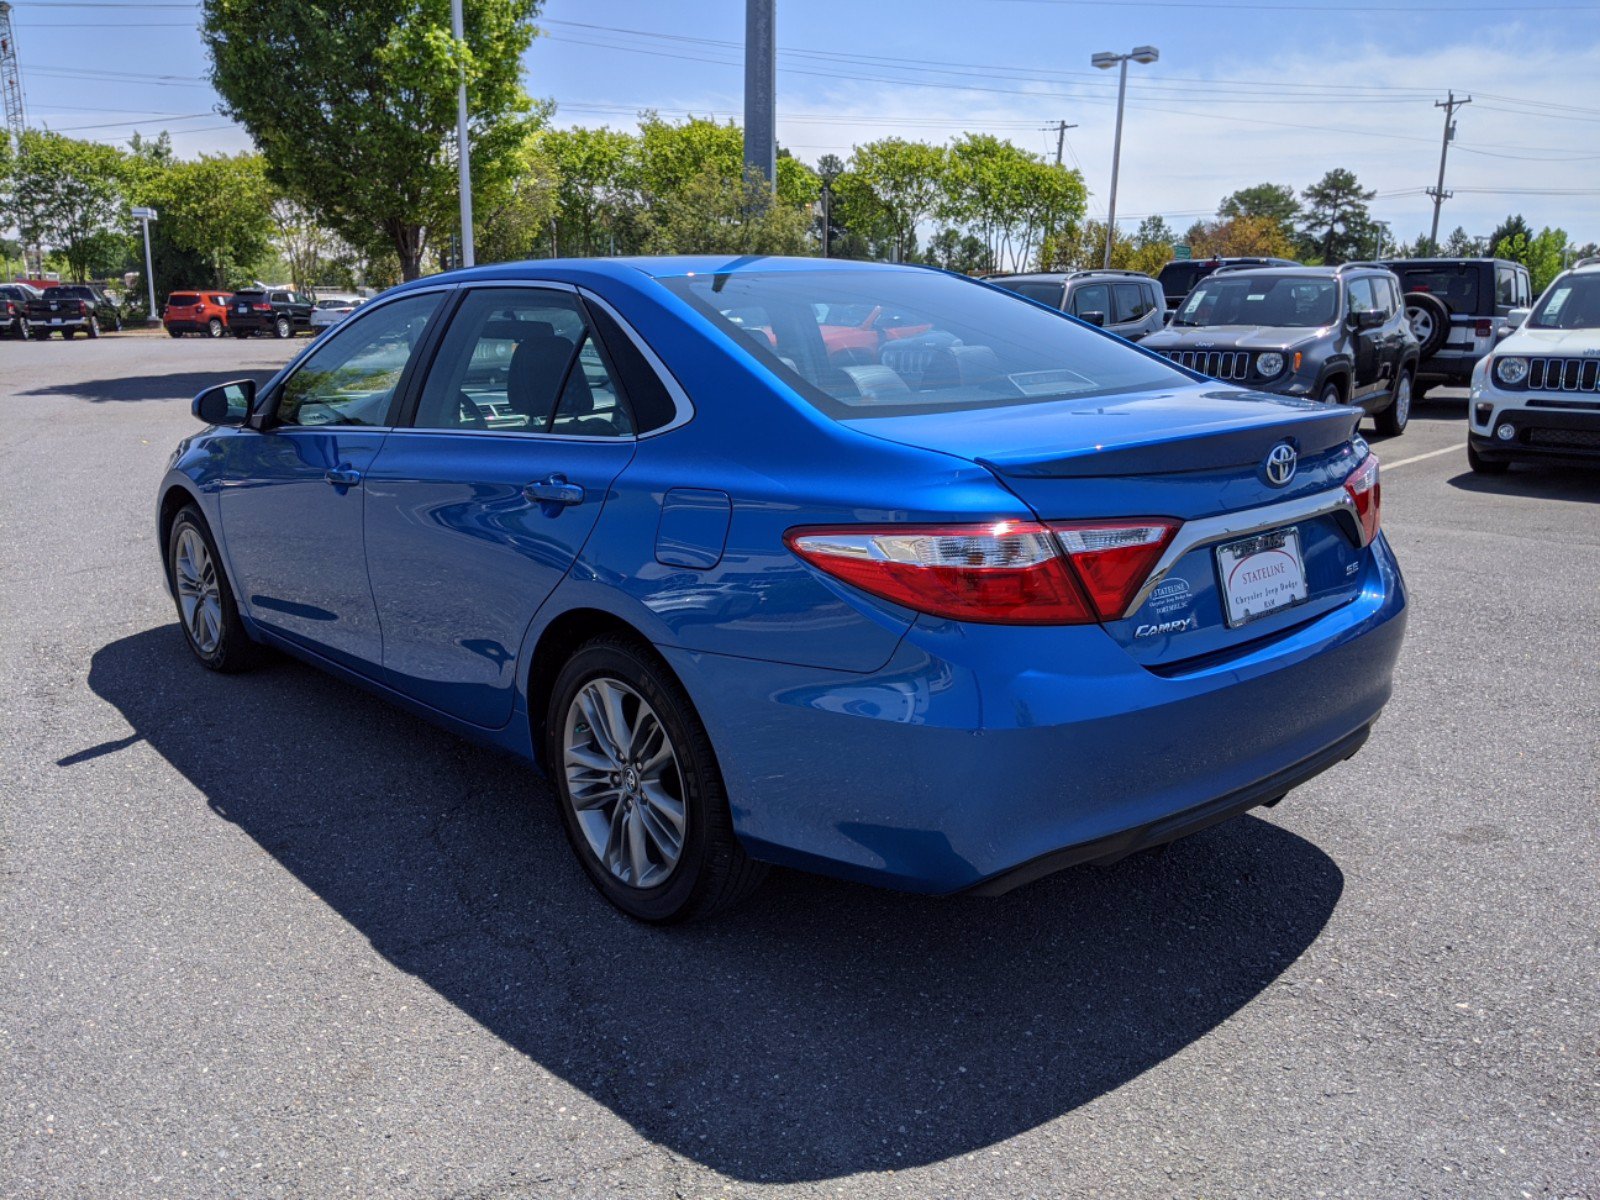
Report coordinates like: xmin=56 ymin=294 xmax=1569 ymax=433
xmin=173 ymin=527 xmax=223 ymax=655
xmin=208 ymin=318 xmax=223 ymax=338
xmin=1393 ymin=373 xmax=1412 ymax=426
xmin=1406 ymin=305 xmax=1433 ymax=345
xmin=562 ymin=677 xmax=688 ymax=889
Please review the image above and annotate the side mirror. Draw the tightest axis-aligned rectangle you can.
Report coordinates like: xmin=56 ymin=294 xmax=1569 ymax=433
xmin=1352 ymin=309 xmax=1384 ymax=330
xmin=192 ymin=379 xmax=255 ymax=426
xmin=1501 ymin=307 xmax=1531 ymax=336
xmin=1079 ymin=310 xmax=1107 ymax=327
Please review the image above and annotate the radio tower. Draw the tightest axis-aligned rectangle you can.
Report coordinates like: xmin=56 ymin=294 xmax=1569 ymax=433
xmin=0 ymin=1 xmax=25 ymax=153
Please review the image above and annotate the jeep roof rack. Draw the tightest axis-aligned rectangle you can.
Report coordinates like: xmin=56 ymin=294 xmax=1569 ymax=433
xmin=1065 ymin=268 xmax=1150 ymax=279
xmin=1573 ymin=256 xmax=1600 ymax=269
xmin=1335 ymin=261 xmax=1387 ymax=272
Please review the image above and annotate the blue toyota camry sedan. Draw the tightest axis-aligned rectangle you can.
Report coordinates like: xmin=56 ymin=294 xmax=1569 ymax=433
xmin=159 ymin=256 xmax=1406 ymax=921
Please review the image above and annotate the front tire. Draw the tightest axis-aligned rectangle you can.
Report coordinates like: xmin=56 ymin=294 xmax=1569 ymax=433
xmin=1468 ymin=442 xmax=1511 ymax=475
xmin=168 ymin=329 xmax=184 ymax=338
xmin=545 ymin=637 xmax=766 ymax=922
xmin=1375 ymin=369 xmax=1412 ymax=437
xmin=166 ymin=506 xmax=261 ymax=672
xmin=1318 ymin=380 xmax=1343 ymax=406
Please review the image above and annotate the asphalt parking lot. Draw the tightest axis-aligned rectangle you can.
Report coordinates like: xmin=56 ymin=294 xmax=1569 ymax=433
xmin=1 ymin=334 xmax=1596 ymax=1199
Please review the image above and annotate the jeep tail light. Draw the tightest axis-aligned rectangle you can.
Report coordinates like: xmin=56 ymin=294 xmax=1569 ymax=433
xmin=1475 ymin=319 xmax=1493 ymax=337
xmin=1343 ymin=453 xmax=1381 ymax=544
xmin=785 ymin=517 xmax=1177 ymax=625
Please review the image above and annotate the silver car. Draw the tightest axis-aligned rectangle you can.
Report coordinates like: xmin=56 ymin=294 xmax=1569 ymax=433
xmin=309 ymin=294 xmax=367 ymax=331
xmin=985 ymin=269 xmax=1166 ymax=341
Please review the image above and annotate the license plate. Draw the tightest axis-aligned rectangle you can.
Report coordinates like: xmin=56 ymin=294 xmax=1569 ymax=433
xmin=50 ymin=318 xmax=62 ymax=325
xmin=237 ymin=304 xmax=248 ymax=312
xmin=1216 ymin=527 xmax=1309 ymax=627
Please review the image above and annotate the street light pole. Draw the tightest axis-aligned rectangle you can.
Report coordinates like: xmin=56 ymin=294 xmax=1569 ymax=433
xmin=1092 ymin=46 xmax=1158 ymax=270
xmin=452 ymin=0 xmax=475 ymax=268
xmin=132 ymin=205 xmax=158 ymax=324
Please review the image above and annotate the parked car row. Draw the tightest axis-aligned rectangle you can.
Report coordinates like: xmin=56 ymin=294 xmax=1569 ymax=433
xmin=0 ymin=281 xmax=366 ymax=342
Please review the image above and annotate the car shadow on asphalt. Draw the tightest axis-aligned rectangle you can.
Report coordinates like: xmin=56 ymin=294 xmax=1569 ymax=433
xmin=80 ymin=626 xmax=1345 ymax=1184
xmin=1446 ymin=466 xmax=1600 ymax=503
xmin=20 ymin=367 xmax=286 ymax=404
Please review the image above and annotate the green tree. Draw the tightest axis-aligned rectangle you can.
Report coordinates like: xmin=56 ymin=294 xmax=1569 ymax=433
xmin=645 ymin=165 xmax=811 ymax=256
xmin=474 ymin=135 xmax=558 ymax=263
xmin=845 ymin=138 xmax=947 ymax=262
xmin=1218 ymin=182 xmax=1299 ymax=239
xmin=202 ymin=0 xmax=544 ymax=279
xmin=1297 ymin=169 xmax=1375 ymax=264
xmin=924 ymin=226 xmax=993 ymax=274
xmin=6 ymin=130 xmax=129 ymax=281
xmin=142 ymin=153 xmax=275 ymax=287
xmin=1487 ymin=214 xmax=1531 ymax=257
xmin=941 ymin=134 xmax=1083 ymax=272
xmin=1443 ymin=226 xmax=1480 ymax=256
xmin=1495 ymin=225 xmax=1569 ymax=292
xmin=537 ymin=125 xmax=640 ymax=256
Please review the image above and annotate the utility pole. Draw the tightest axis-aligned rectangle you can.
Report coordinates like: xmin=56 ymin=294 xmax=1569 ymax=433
xmin=1427 ymin=91 xmax=1470 ymax=247
xmin=1042 ymin=119 xmax=1078 ymax=167
xmin=451 ymin=0 xmax=475 ymax=268
xmin=744 ymin=0 xmax=776 ymax=191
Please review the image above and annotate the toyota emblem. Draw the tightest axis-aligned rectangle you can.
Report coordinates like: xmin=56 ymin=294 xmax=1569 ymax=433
xmin=1264 ymin=442 xmax=1298 ymax=487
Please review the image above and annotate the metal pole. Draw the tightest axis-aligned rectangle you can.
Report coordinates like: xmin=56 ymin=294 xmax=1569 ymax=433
xmin=821 ymin=181 xmax=831 ymax=257
xmin=141 ymin=216 xmax=157 ymax=323
xmin=452 ymin=0 xmax=475 ymax=267
xmin=1103 ymin=57 xmax=1128 ymax=269
xmin=743 ymin=0 xmax=776 ymax=189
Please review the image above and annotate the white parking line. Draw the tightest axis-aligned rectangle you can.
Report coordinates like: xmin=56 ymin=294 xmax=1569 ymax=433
xmin=1384 ymin=443 xmax=1467 ymax=470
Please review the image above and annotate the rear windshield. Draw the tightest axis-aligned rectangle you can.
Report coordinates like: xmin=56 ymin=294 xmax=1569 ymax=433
xmin=1391 ymin=265 xmax=1480 ymax=313
xmin=660 ymin=268 xmax=1183 ymax=419
xmin=234 ymin=289 xmax=265 ymax=299
xmin=1158 ymin=261 xmax=1222 ymax=302
xmin=56 ymin=286 xmax=94 ymax=299
xmin=1175 ymin=275 xmax=1338 ymax=328
xmin=1530 ymin=274 xmax=1600 ymax=330
xmin=167 ymin=293 xmax=199 ymax=305
xmin=988 ymin=279 xmax=1065 ymax=307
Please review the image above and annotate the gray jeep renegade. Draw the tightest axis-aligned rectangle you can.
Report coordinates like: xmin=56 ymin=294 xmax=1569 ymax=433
xmin=1139 ymin=263 xmax=1422 ymax=437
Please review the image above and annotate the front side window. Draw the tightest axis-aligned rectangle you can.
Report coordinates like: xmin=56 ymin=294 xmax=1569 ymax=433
xmin=1175 ymin=275 xmax=1339 ymax=328
xmin=1529 ymin=275 xmax=1600 ymax=330
xmin=275 ymin=292 xmax=443 ymax=428
xmin=1347 ymin=278 xmax=1378 ymax=315
xmin=412 ymin=287 xmax=632 ymax=437
xmin=662 ymin=267 xmax=1184 ymax=418
xmin=1068 ymin=283 xmax=1111 ymax=320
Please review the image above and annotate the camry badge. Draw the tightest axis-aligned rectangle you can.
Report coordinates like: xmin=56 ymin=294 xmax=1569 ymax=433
xmin=1264 ymin=442 xmax=1298 ymax=487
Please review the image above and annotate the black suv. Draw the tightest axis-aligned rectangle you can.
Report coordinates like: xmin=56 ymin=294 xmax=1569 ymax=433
xmin=1139 ymin=263 xmax=1422 ymax=436
xmin=229 ymin=288 xmax=316 ymax=339
xmin=1156 ymin=256 xmax=1299 ymax=315
xmin=23 ymin=283 xmax=124 ymax=338
xmin=1376 ymin=257 xmax=1532 ymax=396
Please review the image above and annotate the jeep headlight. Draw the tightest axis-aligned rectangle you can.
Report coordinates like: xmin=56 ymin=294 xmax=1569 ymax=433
xmin=1494 ymin=356 xmax=1529 ymax=386
xmin=1257 ymin=352 xmax=1285 ymax=377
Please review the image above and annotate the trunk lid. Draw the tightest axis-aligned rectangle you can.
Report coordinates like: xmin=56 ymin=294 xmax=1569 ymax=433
xmin=844 ymin=382 xmax=1371 ymax=666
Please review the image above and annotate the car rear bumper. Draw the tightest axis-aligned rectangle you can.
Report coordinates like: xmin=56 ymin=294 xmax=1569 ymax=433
xmin=662 ymin=533 xmax=1407 ymax=894
xmin=229 ymin=314 xmax=276 ymax=333
xmin=165 ymin=319 xmax=222 ymax=333
xmin=1470 ymin=407 xmax=1600 ymax=466
xmin=30 ymin=314 xmax=90 ymax=328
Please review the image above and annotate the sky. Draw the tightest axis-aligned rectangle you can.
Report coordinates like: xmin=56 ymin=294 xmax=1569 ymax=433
xmin=10 ymin=0 xmax=1600 ymax=246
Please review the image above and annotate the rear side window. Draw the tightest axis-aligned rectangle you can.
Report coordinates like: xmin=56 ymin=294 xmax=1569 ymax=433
xmin=1113 ymin=282 xmax=1155 ymax=323
xmin=1496 ymin=267 xmax=1517 ymax=306
xmin=1394 ymin=266 xmax=1480 ymax=313
xmin=167 ymin=293 xmax=198 ymax=306
xmin=412 ymin=287 xmax=632 ymax=437
xmin=992 ymin=279 xmax=1065 ymax=307
xmin=584 ymin=301 xmax=680 ymax=433
xmin=1156 ymin=261 xmax=1205 ymax=300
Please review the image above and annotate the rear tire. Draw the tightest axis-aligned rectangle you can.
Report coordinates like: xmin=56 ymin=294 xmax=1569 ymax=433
xmin=207 ymin=317 xmax=223 ymax=338
xmin=87 ymin=316 xmax=101 ymax=339
xmin=273 ymin=315 xmax=292 ymax=339
xmin=1404 ymin=292 xmax=1450 ymax=357
xmin=166 ymin=505 xmax=262 ymax=673
xmin=545 ymin=636 xmax=767 ymax=923
xmin=1468 ymin=442 xmax=1511 ymax=475
xmin=1374 ymin=369 xmax=1412 ymax=437
xmin=168 ymin=329 xmax=184 ymax=338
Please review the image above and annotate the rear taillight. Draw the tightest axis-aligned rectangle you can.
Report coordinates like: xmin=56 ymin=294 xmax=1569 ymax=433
xmin=1475 ymin=319 xmax=1493 ymax=338
xmin=1051 ymin=520 xmax=1179 ymax=620
xmin=1344 ymin=453 xmax=1381 ymax=544
xmin=785 ymin=517 xmax=1177 ymax=626
xmin=254 ymin=303 xmax=271 ymax=312
xmin=79 ymin=301 xmax=91 ymax=315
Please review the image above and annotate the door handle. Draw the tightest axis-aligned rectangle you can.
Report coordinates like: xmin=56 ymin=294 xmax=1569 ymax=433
xmin=324 ymin=464 xmax=363 ymax=487
xmin=523 ymin=473 xmax=585 ymax=506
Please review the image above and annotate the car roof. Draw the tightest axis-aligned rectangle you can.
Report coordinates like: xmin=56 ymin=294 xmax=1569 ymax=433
xmin=987 ymin=270 xmax=1151 ymax=282
xmin=398 ymin=255 xmax=936 ymax=292
xmin=1379 ymin=257 xmax=1519 ymax=268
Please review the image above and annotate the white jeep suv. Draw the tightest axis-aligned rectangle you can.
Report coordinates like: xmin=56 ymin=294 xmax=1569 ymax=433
xmin=1468 ymin=258 xmax=1600 ymax=473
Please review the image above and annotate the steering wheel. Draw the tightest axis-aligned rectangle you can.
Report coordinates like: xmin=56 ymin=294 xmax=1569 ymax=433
xmin=457 ymin=391 xmax=488 ymax=430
